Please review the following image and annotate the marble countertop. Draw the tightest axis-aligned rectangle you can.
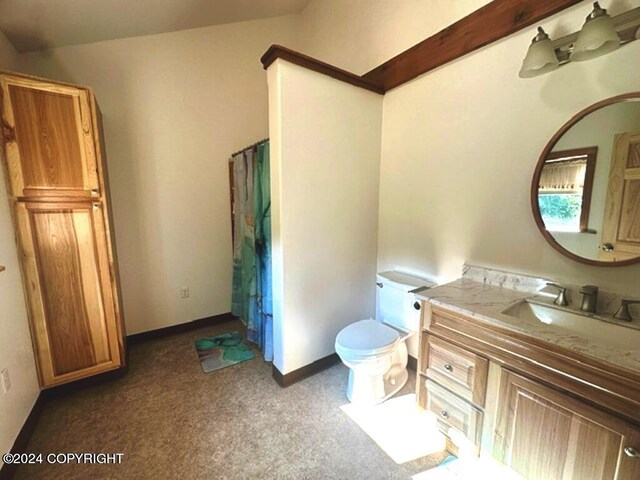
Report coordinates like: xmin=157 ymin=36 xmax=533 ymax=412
xmin=416 ymin=278 xmax=640 ymax=374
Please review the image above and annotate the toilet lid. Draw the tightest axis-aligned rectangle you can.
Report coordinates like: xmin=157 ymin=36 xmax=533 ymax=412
xmin=336 ymin=319 xmax=399 ymax=353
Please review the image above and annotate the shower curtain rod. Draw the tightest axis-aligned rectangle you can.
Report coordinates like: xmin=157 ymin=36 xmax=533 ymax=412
xmin=230 ymin=138 xmax=269 ymax=158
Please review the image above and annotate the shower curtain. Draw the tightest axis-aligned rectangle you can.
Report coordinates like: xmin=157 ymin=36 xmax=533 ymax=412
xmin=231 ymin=141 xmax=273 ymax=361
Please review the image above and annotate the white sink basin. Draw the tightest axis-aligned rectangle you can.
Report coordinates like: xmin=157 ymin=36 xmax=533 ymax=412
xmin=502 ymin=300 xmax=640 ymax=351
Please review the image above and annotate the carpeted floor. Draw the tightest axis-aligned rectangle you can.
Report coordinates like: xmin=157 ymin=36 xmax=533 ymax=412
xmin=15 ymin=319 xmax=448 ymax=479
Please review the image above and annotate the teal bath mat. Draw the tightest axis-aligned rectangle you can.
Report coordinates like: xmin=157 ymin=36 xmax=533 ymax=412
xmin=195 ymin=332 xmax=254 ymax=373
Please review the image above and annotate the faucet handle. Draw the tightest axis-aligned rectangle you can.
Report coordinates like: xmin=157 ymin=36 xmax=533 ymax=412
xmin=615 ymin=299 xmax=640 ymax=321
xmin=580 ymin=285 xmax=599 ymax=294
xmin=546 ymin=282 xmax=569 ymax=306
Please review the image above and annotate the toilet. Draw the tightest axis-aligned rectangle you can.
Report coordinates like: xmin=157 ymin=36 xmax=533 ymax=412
xmin=335 ymin=271 xmax=434 ymax=405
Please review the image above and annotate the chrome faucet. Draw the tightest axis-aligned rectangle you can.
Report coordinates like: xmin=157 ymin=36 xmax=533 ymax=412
xmin=579 ymin=285 xmax=599 ymax=314
xmin=614 ymin=300 xmax=640 ymax=322
xmin=546 ymin=282 xmax=569 ymax=307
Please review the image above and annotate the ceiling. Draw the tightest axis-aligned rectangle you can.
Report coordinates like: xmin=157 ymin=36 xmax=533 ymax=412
xmin=0 ymin=0 xmax=311 ymax=52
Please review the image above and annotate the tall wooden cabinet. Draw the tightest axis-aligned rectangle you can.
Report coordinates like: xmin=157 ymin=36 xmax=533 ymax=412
xmin=0 ymin=72 xmax=125 ymax=388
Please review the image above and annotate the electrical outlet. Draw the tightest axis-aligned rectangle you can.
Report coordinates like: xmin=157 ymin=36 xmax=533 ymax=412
xmin=181 ymin=286 xmax=190 ymax=299
xmin=1 ymin=368 xmax=10 ymax=394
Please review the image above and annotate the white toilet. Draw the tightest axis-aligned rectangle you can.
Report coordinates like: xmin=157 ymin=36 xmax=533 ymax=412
xmin=335 ymin=271 xmax=434 ymax=405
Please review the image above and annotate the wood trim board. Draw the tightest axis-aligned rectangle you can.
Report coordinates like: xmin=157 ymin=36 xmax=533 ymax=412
xmin=272 ymin=353 xmax=416 ymax=388
xmin=260 ymin=45 xmax=384 ymax=94
xmin=362 ymin=0 xmax=583 ymax=91
xmin=261 ymin=1 xmax=582 ymax=94
xmin=126 ymin=312 xmax=236 ymax=345
xmin=272 ymin=353 xmax=341 ymax=388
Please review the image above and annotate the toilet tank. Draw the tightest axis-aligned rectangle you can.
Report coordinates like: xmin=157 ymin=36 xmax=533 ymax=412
xmin=375 ymin=271 xmax=434 ymax=332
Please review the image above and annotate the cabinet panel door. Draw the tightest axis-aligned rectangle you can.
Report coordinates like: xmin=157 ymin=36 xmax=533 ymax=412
xmin=16 ymin=201 xmax=120 ymax=386
xmin=601 ymin=132 xmax=640 ymax=261
xmin=0 ymin=75 xmax=99 ymax=198
xmin=494 ymin=370 xmax=640 ymax=480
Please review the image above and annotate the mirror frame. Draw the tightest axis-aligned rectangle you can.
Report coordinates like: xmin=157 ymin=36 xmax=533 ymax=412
xmin=531 ymin=92 xmax=640 ymax=267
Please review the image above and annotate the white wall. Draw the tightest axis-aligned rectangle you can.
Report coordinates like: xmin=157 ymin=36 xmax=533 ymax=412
xmin=0 ymin=30 xmax=40 ymax=468
xmin=16 ymin=16 xmax=298 ymax=334
xmin=267 ymin=59 xmax=383 ymax=374
xmin=296 ymin=0 xmax=492 ymax=75
xmin=298 ymin=0 xmax=640 ymax=297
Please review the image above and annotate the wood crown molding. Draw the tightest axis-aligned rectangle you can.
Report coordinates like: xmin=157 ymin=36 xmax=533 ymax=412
xmin=260 ymin=45 xmax=384 ymax=94
xmin=261 ymin=0 xmax=581 ymax=94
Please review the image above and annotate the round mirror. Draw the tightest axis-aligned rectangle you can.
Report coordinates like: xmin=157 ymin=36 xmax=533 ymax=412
xmin=532 ymin=93 xmax=640 ymax=266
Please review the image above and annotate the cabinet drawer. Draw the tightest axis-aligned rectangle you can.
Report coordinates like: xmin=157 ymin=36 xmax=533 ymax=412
xmin=425 ymin=335 xmax=488 ymax=406
xmin=424 ymin=378 xmax=483 ymax=446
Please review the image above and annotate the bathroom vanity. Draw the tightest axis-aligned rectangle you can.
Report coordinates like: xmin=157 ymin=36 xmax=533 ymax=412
xmin=415 ymin=268 xmax=640 ymax=480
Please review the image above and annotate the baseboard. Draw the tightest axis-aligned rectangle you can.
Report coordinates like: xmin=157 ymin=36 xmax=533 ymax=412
xmin=0 ymin=393 xmax=46 ymax=480
xmin=127 ymin=312 xmax=236 ymax=345
xmin=272 ymin=353 xmax=341 ymax=388
xmin=42 ymin=364 xmax=128 ymax=398
xmin=408 ymin=354 xmax=417 ymax=372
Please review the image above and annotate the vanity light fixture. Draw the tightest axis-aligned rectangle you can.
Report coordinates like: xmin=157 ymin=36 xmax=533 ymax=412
xmin=570 ymin=2 xmax=620 ymax=62
xmin=519 ymin=27 xmax=560 ymax=78
xmin=519 ymin=2 xmax=640 ymax=78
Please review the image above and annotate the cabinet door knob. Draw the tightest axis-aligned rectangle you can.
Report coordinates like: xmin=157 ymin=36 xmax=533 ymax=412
xmin=624 ymin=447 xmax=639 ymax=458
xmin=413 ymin=301 xmax=421 ymax=311
xmin=444 ymin=364 xmax=453 ymax=372
xmin=440 ymin=411 xmax=449 ymax=419
xmin=376 ymin=282 xmax=383 ymax=288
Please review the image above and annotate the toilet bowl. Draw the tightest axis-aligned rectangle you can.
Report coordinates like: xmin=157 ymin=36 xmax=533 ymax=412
xmin=335 ymin=319 xmax=411 ymax=405
xmin=335 ymin=271 xmax=433 ymax=405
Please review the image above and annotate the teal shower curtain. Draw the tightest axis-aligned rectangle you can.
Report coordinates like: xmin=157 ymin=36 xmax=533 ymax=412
xmin=231 ymin=141 xmax=272 ymax=361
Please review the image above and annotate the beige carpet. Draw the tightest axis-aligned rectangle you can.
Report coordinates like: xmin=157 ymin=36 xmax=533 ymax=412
xmin=16 ymin=319 xmax=447 ymax=479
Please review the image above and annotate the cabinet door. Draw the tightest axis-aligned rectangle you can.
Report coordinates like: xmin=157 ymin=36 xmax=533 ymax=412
xmin=0 ymin=74 xmax=99 ymax=198
xmin=16 ymin=201 xmax=121 ymax=387
xmin=600 ymin=132 xmax=640 ymax=261
xmin=494 ymin=370 xmax=640 ymax=480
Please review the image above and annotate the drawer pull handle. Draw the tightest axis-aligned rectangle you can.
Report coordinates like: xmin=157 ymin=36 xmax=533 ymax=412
xmin=440 ymin=411 xmax=449 ymax=419
xmin=444 ymin=364 xmax=453 ymax=372
xmin=376 ymin=282 xmax=383 ymax=288
xmin=625 ymin=447 xmax=639 ymax=458
xmin=91 ymin=188 xmax=99 ymax=196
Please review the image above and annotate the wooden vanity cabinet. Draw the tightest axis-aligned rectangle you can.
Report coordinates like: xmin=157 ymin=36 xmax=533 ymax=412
xmin=418 ymin=302 xmax=640 ymax=480
xmin=0 ymin=72 xmax=125 ymax=388
xmin=494 ymin=370 xmax=640 ymax=480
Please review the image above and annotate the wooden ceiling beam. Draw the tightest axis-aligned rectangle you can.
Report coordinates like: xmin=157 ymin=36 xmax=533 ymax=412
xmin=362 ymin=0 xmax=584 ymax=91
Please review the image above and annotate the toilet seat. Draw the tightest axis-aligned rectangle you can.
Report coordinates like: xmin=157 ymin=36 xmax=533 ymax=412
xmin=335 ymin=319 xmax=399 ymax=356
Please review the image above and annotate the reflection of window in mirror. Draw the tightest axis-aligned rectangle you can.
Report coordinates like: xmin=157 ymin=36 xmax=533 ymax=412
xmin=538 ymin=147 xmax=597 ymax=233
